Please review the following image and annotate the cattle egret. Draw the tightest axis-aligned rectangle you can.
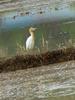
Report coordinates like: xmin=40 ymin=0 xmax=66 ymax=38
xmin=26 ymin=27 xmax=37 ymax=50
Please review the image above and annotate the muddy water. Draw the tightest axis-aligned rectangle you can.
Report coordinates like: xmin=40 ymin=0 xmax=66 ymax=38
xmin=0 ymin=0 xmax=75 ymax=56
xmin=0 ymin=61 xmax=75 ymax=100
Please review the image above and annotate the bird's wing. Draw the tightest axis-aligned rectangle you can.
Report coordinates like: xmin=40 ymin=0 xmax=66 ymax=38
xmin=26 ymin=36 xmax=34 ymax=50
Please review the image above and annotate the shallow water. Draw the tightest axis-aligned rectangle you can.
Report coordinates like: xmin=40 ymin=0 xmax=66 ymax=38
xmin=0 ymin=0 xmax=75 ymax=56
xmin=0 ymin=61 xmax=75 ymax=100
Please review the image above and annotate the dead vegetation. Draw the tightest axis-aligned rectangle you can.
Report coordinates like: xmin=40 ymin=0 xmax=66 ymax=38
xmin=0 ymin=47 xmax=75 ymax=73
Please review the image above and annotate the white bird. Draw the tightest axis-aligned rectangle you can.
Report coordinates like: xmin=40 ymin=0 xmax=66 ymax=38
xmin=26 ymin=27 xmax=37 ymax=51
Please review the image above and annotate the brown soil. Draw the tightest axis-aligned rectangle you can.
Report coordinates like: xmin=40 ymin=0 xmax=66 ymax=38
xmin=0 ymin=47 xmax=75 ymax=73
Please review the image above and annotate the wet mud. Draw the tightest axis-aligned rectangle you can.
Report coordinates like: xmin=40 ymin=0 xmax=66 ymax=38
xmin=0 ymin=61 xmax=75 ymax=100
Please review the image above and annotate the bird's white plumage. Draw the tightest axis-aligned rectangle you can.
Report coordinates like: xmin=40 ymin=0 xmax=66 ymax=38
xmin=26 ymin=36 xmax=34 ymax=50
xmin=25 ymin=27 xmax=36 ymax=51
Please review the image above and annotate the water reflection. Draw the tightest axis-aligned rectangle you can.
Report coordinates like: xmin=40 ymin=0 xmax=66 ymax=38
xmin=0 ymin=2 xmax=75 ymax=56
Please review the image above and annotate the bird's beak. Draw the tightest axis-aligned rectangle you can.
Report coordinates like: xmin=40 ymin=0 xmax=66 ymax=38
xmin=34 ymin=28 xmax=37 ymax=30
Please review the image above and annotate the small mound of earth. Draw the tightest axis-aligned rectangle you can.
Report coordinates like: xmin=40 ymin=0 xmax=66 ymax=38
xmin=0 ymin=47 xmax=75 ymax=73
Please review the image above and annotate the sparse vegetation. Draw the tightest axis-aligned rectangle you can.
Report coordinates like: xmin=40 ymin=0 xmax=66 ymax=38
xmin=0 ymin=47 xmax=75 ymax=73
xmin=0 ymin=48 xmax=8 ymax=57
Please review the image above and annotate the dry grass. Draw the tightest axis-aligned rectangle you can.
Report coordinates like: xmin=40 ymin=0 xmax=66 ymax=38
xmin=0 ymin=48 xmax=8 ymax=57
xmin=0 ymin=47 xmax=75 ymax=73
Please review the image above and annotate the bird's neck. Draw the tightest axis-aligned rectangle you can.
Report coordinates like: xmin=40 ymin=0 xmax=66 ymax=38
xmin=30 ymin=32 xmax=35 ymax=39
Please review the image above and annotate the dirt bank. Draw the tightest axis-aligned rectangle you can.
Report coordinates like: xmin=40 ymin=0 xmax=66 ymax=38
xmin=0 ymin=47 xmax=75 ymax=73
xmin=0 ymin=0 xmax=74 ymax=12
